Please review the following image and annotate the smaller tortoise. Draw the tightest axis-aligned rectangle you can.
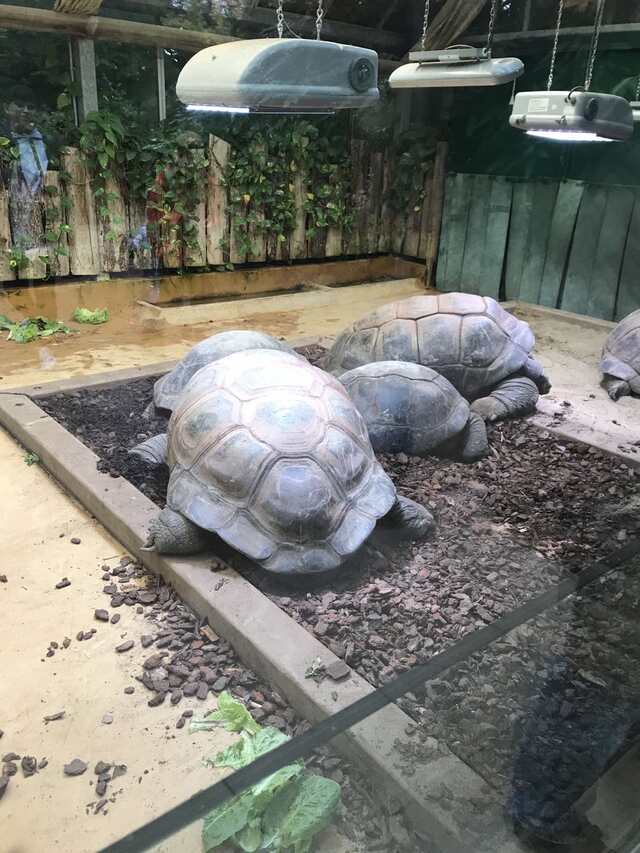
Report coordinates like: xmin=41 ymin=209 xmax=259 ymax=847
xmin=340 ymin=361 xmax=489 ymax=462
xmin=132 ymin=349 xmax=434 ymax=575
xmin=150 ymin=330 xmax=297 ymax=417
xmin=600 ymin=308 xmax=640 ymax=400
xmin=324 ymin=292 xmax=551 ymax=422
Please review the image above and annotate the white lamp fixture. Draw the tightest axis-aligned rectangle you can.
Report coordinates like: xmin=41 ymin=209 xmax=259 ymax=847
xmin=177 ymin=0 xmax=379 ymax=115
xmin=510 ymin=0 xmax=633 ymax=142
xmin=389 ymin=0 xmax=524 ymax=90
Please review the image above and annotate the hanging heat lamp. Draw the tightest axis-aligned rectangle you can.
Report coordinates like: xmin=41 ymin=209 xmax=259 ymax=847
xmin=509 ymin=0 xmax=633 ymax=142
xmin=389 ymin=0 xmax=524 ymax=90
xmin=177 ymin=0 xmax=379 ymax=115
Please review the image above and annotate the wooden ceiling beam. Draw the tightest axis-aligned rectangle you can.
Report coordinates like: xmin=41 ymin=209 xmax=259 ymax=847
xmin=241 ymin=6 xmax=407 ymax=53
xmin=413 ymin=0 xmax=487 ymax=51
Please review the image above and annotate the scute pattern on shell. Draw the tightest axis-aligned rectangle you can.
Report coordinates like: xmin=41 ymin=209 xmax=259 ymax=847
xmin=166 ymin=349 xmax=396 ymax=574
xmin=154 ymin=330 xmax=297 ymax=413
xmin=340 ymin=361 xmax=470 ymax=456
xmin=601 ymin=309 xmax=640 ymax=394
xmin=325 ymin=293 xmax=535 ymax=400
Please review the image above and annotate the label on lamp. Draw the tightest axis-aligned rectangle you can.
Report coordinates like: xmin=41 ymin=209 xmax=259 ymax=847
xmin=528 ymin=97 xmax=550 ymax=112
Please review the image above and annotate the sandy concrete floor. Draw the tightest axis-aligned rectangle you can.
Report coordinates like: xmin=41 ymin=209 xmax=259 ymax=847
xmin=0 ymin=429 xmax=352 ymax=853
xmin=0 ymin=427 xmax=240 ymax=853
xmin=0 ymin=278 xmax=423 ymax=391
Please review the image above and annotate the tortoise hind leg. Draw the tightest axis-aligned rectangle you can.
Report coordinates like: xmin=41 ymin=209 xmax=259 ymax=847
xmin=379 ymin=495 xmax=435 ymax=539
xmin=603 ymin=375 xmax=631 ymax=401
xmin=522 ymin=356 xmax=551 ymax=395
xmin=129 ymin=433 xmax=168 ymax=466
xmin=460 ymin=412 xmax=490 ymax=462
xmin=471 ymin=377 xmax=539 ymax=423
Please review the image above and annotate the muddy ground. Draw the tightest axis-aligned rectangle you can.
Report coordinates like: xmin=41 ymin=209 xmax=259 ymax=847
xmin=38 ymin=370 xmax=640 ymax=847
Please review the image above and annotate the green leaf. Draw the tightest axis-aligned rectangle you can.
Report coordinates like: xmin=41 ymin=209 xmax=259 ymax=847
xmin=266 ymin=775 xmax=341 ymax=852
xmin=24 ymin=451 xmax=40 ymax=466
xmin=72 ymin=307 xmax=109 ymax=325
xmin=0 ymin=313 xmax=13 ymax=331
xmin=235 ymin=817 xmax=262 ymax=852
xmin=196 ymin=691 xmax=261 ymax=736
xmin=202 ymin=790 xmax=253 ymax=852
xmin=97 ymin=150 xmax=108 ymax=169
xmin=57 ymin=92 xmax=71 ymax=110
xmin=8 ymin=321 xmax=39 ymax=343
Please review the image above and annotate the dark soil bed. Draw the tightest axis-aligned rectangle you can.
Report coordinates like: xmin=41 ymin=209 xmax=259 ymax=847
xmin=38 ymin=363 xmax=640 ymax=845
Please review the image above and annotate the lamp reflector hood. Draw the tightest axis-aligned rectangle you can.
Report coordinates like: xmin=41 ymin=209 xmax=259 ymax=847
xmin=389 ymin=55 xmax=523 ymax=89
xmin=510 ymin=90 xmax=633 ymax=141
xmin=177 ymin=39 xmax=379 ymax=113
xmin=631 ymin=101 xmax=640 ymax=122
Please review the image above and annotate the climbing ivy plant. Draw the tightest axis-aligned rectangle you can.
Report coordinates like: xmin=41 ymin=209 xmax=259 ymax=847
xmin=78 ymin=111 xmax=126 ymax=241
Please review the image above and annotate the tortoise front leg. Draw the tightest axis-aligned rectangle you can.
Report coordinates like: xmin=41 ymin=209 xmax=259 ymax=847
xmin=460 ymin=412 xmax=490 ymax=462
xmin=142 ymin=507 xmax=210 ymax=555
xmin=602 ymin=375 xmax=631 ymax=401
xmin=470 ymin=377 xmax=539 ymax=423
xmin=521 ymin=356 xmax=551 ymax=394
xmin=379 ymin=495 xmax=435 ymax=539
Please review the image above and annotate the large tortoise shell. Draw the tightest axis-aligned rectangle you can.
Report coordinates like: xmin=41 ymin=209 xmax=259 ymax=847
xmin=325 ymin=293 xmax=534 ymax=400
xmin=154 ymin=330 xmax=297 ymax=413
xmin=601 ymin=308 xmax=640 ymax=393
xmin=166 ymin=349 xmax=396 ymax=574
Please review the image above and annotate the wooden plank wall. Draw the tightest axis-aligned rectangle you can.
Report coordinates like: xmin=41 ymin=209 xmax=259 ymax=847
xmin=437 ymin=172 xmax=640 ymax=321
xmin=2 ymin=135 xmax=424 ymax=284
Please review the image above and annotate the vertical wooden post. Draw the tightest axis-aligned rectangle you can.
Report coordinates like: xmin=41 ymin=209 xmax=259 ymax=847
xmin=366 ymin=151 xmax=383 ymax=255
xmin=61 ymin=147 xmax=100 ymax=275
xmin=156 ymin=46 xmax=167 ymax=123
xmin=290 ymin=171 xmax=307 ymax=261
xmin=71 ymin=39 xmax=99 ymax=120
xmin=422 ymin=140 xmax=449 ymax=288
xmin=206 ymin=135 xmax=230 ymax=267
xmin=346 ymin=139 xmax=366 ymax=256
xmin=0 ymin=189 xmax=15 ymax=282
xmin=44 ymin=171 xmax=70 ymax=277
xmin=377 ymin=150 xmax=393 ymax=254
xmin=98 ymin=176 xmax=128 ymax=272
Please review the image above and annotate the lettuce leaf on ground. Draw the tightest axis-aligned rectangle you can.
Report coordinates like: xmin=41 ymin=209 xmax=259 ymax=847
xmin=197 ymin=693 xmax=341 ymax=853
xmin=2 ymin=315 xmax=71 ymax=343
xmin=72 ymin=307 xmax=109 ymax=324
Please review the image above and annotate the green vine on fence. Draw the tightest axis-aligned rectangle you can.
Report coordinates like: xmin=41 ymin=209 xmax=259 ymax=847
xmin=78 ymin=111 xmax=126 ymax=241
xmin=224 ymin=118 xmax=353 ymax=259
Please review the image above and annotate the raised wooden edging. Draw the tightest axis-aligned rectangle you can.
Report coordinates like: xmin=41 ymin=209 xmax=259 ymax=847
xmin=0 ymin=255 xmax=424 ymax=322
xmin=0 ymin=387 xmax=525 ymax=853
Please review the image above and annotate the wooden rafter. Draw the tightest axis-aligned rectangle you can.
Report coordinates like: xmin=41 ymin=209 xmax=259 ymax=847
xmin=413 ymin=0 xmax=488 ymax=51
xmin=241 ymin=6 xmax=407 ymax=52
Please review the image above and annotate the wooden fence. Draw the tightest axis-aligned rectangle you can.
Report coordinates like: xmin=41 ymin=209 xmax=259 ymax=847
xmin=437 ymin=172 xmax=640 ymax=322
xmin=0 ymin=135 xmax=438 ymax=286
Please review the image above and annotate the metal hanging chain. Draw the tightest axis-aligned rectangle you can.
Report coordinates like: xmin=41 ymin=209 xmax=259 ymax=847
xmin=584 ymin=0 xmax=606 ymax=91
xmin=635 ymin=73 xmax=640 ymax=102
xmin=315 ymin=0 xmax=325 ymax=39
xmin=547 ymin=0 xmax=564 ymax=90
xmin=276 ymin=0 xmax=285 ymax=38
xmin=420 ymin=0 xmax=430 ymax=50
xmin=486 ymin=0 xmax=498 ymax=55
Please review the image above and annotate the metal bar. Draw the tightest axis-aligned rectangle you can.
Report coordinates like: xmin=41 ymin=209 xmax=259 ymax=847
xmin=523 ymin=0 xmax=532 ymax=31
xmin=156 ymin=45 xmax=166 ymax=123
xmin=67 ymin=38 xmax=79 ymax=127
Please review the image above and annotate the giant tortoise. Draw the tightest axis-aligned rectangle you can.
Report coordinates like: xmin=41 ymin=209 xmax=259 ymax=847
xmin=340 ymin=361 xmax=489 ymax=462
xmin=149 ymin=330 xmax=297 ymax=417
xmin=324 ymin=293 xmax=551 ymax=422
xmin=131 ymin=349 xmax=434 ymax=575
xmin=600 ymin=308 xmax=640 ymax=401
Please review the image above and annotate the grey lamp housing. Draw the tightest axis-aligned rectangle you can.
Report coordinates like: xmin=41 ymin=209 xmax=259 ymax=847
xmin=177 ymin=39 xmax=379 ymax=114
xmin=509 ymin=89 xmax=634 ymax=141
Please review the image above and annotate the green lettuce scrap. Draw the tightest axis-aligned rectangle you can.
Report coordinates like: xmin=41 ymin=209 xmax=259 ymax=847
xmin=72 ymin=307 xmax=109 ymax=325
xmin=1 ymin=315 xmax=71 ymax=343
xmin=193 ymin=692 xmax=341 ymax=853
